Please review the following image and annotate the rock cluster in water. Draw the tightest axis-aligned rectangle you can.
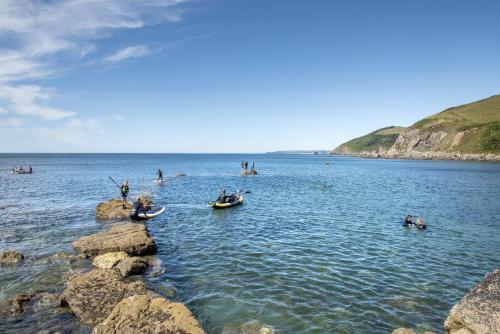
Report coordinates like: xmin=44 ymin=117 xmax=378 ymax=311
xmin=1 ymin=199 xmax=205 ymax=333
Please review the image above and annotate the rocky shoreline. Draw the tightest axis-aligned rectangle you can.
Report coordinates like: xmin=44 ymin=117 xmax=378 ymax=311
xmin=1 ymin=198 xmax=499 ymax=333
xmin=331 ymin=150 xmax=500 ymax=162
xmin=0 ymin=198 xmax=205 ymax=334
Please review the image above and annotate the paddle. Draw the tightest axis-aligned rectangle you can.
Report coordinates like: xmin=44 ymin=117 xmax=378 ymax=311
xmin=109 ymin=176 xmax=129 ymax=199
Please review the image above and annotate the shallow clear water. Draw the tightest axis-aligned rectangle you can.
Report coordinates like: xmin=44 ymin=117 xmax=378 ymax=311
xmin=0 ymin=154 xmax=499 ymax=333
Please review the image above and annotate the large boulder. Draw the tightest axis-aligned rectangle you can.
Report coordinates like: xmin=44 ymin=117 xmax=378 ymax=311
xmin=73 ymin=223 xmax=157 ymax=257
xmin=96 ymin=197 xmax=153 ymax=220
xmin=92 ymin=251 xmax=129 ymax=269
xmin=444 ymin=269 xmax=500 ymax=334
xmin=0 ymin=250 xmax=24 ymax=264
xmin=115 ymin=257 xmax=148 ymax=277
xmin=60 ymin=269 xmax=148 ymax=325
xmin=93 ymin=295 xmax=205 ymax=334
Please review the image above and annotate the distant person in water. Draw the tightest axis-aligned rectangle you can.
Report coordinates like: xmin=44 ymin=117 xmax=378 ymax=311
xmin=157 ymin=169 xmax=163 ymax=181
xmin=131 ymin=196 xmax=146 ymax=219
xmin=404 ymin=215 xmax=413 ymax=226
xmin=245 ymin=161 xmax=248 ymax=170
xmin=251 ymin=161 xmax=255 ymax=170
xmin=241 ymin=161 xmax=245 ymax=169
xmin=120 ymin=181 xmax=129 ymax=206
xmin=29 ymin=166 xmax=32 ymax=173
xmin=415 ymin=218 xmax=426 ymax=229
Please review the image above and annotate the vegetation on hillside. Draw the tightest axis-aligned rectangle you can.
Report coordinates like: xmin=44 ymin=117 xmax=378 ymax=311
xmin=337 ymin=126 xmax=404 ymax=152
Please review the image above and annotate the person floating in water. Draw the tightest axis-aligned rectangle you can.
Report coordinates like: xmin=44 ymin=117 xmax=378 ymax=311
xmin=415 ymin=218 xmax=427 ymax=229
xmin=245 ymin=161 xmax=248 ymax=170
xmin=404 ymin=215 xmax=413 ymax=226
xmin=120 ymin=180 xmax=129 ymax=207
xmin=241 ymin=161 xmax=245 ymax=170
xmin=157 ymin=169 xmax=163 ymax=181
xmin=130 ymin=196 xmax=146 ymax=219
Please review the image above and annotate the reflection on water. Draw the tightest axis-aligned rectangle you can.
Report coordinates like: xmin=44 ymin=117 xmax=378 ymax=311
xmin=0 ymin=154 xmax=499 ymax=333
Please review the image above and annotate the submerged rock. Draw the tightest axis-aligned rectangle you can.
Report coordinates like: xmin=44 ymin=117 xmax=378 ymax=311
xmin=444 ymin=269 xmax=500 ymax=334
xmin=93 ymin=295 xmax=205 ymax=334
xmin=115 ymin=257 xmax=148 ymax=277
xmin=96 ymin=197 xmax=153 ymax=220
xmin=73 ymin=222 xmax=157 ymax=257
xmin=60 ymin=269 xmax=148 ymax=325
xmin=92 ymin=251 xmax=129 ymax=269
xmin=0 ymin=250 xmax=24 ymax=264
xmin=0 ymin=294 xmax=32 ymax=316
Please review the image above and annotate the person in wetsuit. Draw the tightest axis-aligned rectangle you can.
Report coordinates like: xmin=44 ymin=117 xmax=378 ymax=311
xmin=404 ymin=215 xmax=413 ymax=226
xmin=131 ymin=197 xmax=147 ymax=219
xmin=120 ymin=181 xmax=129 ymax=206
xmin=217 ymin=190 xmax=227 ymax=204
xmin=157 ymin=169 xmax=163 ymax=181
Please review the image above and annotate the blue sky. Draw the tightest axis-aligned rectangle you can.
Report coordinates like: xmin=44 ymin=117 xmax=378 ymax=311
xmin=0 ymin=0 xmax=499 ymax=153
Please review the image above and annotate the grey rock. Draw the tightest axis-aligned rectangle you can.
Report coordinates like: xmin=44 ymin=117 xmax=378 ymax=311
xmin=115 ymin=257 xmax=148 ymax=277
xmin=60 ymin=269 xmax=148 ymax=325
xmin=0 ymin=250 xmax=24 ymax=264
xmin=73 ymin=222 xmax=157 ymax=257
xmin=444 ymin=269 xmax=500 ymax=334
xmin=93 ymin=295 xmax=205 ymax=334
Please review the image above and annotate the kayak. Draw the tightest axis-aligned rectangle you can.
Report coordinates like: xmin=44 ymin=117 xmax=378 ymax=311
xmin=210 ymin=194 xmax=244 ymax=209
xmin=134 ymin=206 xmax=166 ymax=220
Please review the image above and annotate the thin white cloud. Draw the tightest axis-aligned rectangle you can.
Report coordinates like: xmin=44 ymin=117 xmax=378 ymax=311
xmin=0 ymin=0 xmax=190 ymax=125
xmin=0 ymin=106 xmax=6 ymax=114
xmin=0 ymin=85 xmax=76 ymax=120
xmin=66 ymin=118 xmax=99 ymax=129
xmin=0 ymin=117 xmax=26 ymax=126
xmin=104 ymin=45 xmax=155 ymax=63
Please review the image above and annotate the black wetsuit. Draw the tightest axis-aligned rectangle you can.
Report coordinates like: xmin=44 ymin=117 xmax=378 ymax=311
xmin=131 ymin=201 xmax=146 ymax=219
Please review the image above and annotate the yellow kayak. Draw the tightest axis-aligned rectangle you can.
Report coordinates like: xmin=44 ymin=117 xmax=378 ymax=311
xmin=210 ymin=194 xmax=244 ymax=209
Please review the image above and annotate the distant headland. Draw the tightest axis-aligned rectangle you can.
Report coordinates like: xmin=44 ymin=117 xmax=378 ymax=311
xmin=333 ymin=94 xmax=500 ymax=161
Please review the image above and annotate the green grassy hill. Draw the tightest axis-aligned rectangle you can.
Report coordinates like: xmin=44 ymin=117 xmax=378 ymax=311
xmin=396 ymin=94 xmax=500 ymax=154
xmin=332 ymin=94 xmax=500 ymax=156
xmin=333 ymin=126 xmax=404 ymax=153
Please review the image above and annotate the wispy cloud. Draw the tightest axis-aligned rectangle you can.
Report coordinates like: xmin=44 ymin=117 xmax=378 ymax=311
xmin=0 ymin=0 xmax=190 ymax=125
xmin=103 ymin=45 xmax=155 ymax=63
xmin=0 ymin=85 xmax=76 ymax=120
xmin=0 ymin=117 xmax=26 ymax=127
xmin=0 ymin=106 xmax=7 ymax=114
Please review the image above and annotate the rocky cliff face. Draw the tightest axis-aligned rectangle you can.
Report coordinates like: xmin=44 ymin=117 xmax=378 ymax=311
xmin=331 ymin=95 xmax=500 ymax=161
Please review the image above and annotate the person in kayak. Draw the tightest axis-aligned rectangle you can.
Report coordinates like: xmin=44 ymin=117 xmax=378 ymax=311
xmin=404 ymin=215 xmax=413 ymax=226
xmin=157 ymin=169 xmax=163 ymax=181
xmin=120 ymin=181 xmax=129 ymax=206
xmin=217 ymin=190 xmax=227 ymax=204
xmin=130 ymin=197 xmax=147 ymax=219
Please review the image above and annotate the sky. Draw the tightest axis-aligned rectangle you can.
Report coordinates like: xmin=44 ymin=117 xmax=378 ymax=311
xmin=0 ymin=0 xmax=499 ymax=153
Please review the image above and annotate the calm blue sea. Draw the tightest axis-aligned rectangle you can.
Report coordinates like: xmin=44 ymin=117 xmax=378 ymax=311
xmin=0 ymin=154 xmax=499 ymax=333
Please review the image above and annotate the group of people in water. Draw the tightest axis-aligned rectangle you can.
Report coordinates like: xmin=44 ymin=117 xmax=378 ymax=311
xmin=404 ymin=215 xmax=427 ymax=229
xmin=241 ymin=161 xmax=255 ymax=171
xmin=11 ymin=166 xmax=32 ymax=174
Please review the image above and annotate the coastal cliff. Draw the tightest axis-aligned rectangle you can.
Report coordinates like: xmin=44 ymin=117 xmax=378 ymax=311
xmin=331 ymin=95 xmax=500 ymax=161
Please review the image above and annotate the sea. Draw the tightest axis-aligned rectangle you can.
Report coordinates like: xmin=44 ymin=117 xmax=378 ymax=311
xmin=0 ymin=153 xmax=499 ymax=333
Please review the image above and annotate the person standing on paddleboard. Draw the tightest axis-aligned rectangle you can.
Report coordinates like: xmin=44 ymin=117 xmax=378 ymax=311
xmin=157 ymin=169 xmax=163 ymax=182
xmin=120 ymin=181 xmax=129 ymax=207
